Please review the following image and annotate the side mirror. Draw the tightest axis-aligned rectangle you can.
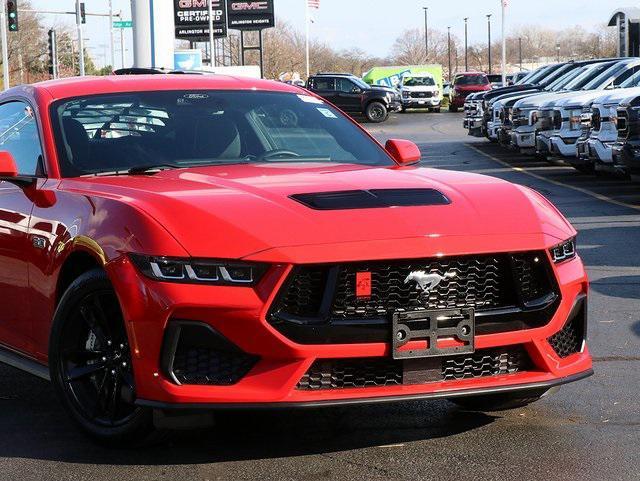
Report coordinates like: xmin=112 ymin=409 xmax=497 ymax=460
xmin=352 ymin=87 xmax=362 ymax=94
xmin=0 ymin=151 xmax=35 ymax=187
xmin=0 ymin=151 xmax=18 ymax=178
xmin=385 ymin=139 xmax=421 ymax=166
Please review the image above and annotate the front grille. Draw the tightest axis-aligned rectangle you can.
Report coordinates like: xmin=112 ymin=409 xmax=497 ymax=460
xmin=269 ymin=252 xmax=557 ymax=343
xmin=411 ymin=91 xmax=434 ymax=98
xmin=553 ymin=110 xmax=563 ymax=130
xmin=330 ymin=255 xmax=514 ymax=320
xmin=617 ymin=107 xmax=629 ymax=140
xmin=591 ymin=109 xmax=601 ymax=131
xmin=297 ymin=347 xmax=531 ymax=390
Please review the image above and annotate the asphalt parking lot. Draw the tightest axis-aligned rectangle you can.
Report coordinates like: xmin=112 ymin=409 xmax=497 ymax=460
xmin=1 ymin=112 xmax=638 ymax=481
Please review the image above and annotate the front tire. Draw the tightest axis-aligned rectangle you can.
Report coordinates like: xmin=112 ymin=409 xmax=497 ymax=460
xmin=366 ymin=101 xmax=388 ymax=123
xmin=49 ymin=269 xmax=160 ymax=446
xmin=449 ymin=388 xmax=550 ymax=411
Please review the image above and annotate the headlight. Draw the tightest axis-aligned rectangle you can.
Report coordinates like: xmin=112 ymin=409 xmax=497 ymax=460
xmin=530 ymin=110 xmax=539 ymax=125
xmin=550 ymin=238 xmax=576 ymax=263
xmin=402 ymin=91 xmax=409 ymax=98
xmin=129 ymin=254 xmax=267 ymax=285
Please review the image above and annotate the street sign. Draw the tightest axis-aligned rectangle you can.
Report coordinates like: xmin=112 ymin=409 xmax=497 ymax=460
xmin=174 ymin=0 xmax=228 ymax=41
xmin=227 ymin=0 xmax=275 ymax=31
xmin=113 ymin=20 xmax=133 ymax=28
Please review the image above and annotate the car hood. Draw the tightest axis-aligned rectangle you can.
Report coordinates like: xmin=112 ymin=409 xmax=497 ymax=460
xmin=63 ymin=164 xmax=574 ymax=260
xmin=588 ymin=87 xmax=640 ymax=107
xmin=552 ymin=89 xmax=613 ymax=109
xmin=513 ymin=90 xmax=584 ymax=110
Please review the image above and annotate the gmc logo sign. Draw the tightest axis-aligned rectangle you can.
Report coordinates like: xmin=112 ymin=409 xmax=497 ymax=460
xmin=231 ymin=1 xmax=268 ymax=11
xmin=178 ymin=0 xmax=207 ymax=7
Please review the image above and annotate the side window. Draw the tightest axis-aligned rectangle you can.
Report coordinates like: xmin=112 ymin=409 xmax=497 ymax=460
xmin=0 ymin=101 xmax=44 ymax=176
xmin=314 ymin=78 xmax=335 ymax=91
xmin=336 ymin=78 xmax=357 ymax=93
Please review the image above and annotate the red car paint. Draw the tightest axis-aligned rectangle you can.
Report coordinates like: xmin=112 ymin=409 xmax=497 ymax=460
xmin=450 ymin=72 xmax=492 ymax=109
xmin=0 ymin=75 xmax=591 ymax=408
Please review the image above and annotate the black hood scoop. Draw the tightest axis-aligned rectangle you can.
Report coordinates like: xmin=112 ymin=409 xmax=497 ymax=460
xmin=290 ymin=188 xmax=450 ymax=210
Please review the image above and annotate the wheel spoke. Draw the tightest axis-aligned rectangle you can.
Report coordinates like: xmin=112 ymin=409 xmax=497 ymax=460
xmin=106 ymin=372 xmax=121 ymax=421
xmin=62 ymin=348 xmax=104 ymax=363
xmin=79 ymin=304 xmax=109 ymax=344
xmin=65 ymin=362 xmax=106 ymax=382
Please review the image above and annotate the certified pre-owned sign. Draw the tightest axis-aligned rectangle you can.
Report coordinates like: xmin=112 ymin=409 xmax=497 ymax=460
xmin=227 ymin=0 xmax=275 ymax=30
xmin=174 ymin=0 xmax=228 ymax=40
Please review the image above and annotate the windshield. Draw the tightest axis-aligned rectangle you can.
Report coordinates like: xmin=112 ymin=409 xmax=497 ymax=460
xmin=620 ymin=70 xmax=640 ymax=88
xmin=51 ymin=90 xmax=393 ymax=177
xmin=454 ymin=74 xmax=489 ymax=86
xmin=546 ymin=67 xmax=588 ymax=91
xmin=521 ymin=65 xmax=555 ymax=85
xmin=562 ymin=62 xmax=615 ymax=91
xmin=402 ymin=76 xmax=435 ymax=87
xmin=581 ymin=62 xmax=632 ymax=91
xmin=538 ymin=64 xmax=578 ymax=87
xmin=350 ymin=77 xmax=370 ymax=90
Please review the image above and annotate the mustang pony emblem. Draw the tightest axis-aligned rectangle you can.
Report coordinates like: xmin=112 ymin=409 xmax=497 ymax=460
xmin=404 ymin=270 xmax=456 ymax=293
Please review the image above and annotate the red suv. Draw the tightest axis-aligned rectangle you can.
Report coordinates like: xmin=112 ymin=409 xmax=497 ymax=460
xmin=449 ymin=72 xmax=492 ymax=111
xmin=0 ymin=75 xmax=591 ymax=445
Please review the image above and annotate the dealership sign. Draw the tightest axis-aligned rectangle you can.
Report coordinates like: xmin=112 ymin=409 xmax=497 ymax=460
xmin=227 ymin=0 xmax=275 ymax=30
xmin=174 ymin=0 xmax=228 ymax=40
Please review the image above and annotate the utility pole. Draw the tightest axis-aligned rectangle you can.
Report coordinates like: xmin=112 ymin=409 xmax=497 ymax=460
xmin=556 ymin=43 xmax=560 ymax=62
xmin=208 ymin=0 xmax=215 ymax=67
xmin=447 ymin=26 xmax=452 ymax=81
xmin=487 ymin=14 xmax=492 ymax=74
xmin=501 ymin=0 xmax=506 ymax=86
xmin=519 ymin=37 xmax=522 ymax=70
xmin=464 ymin=17 xmax=468 ymax=71
xmin=1 ymin=1 xmax=9 ymax=89
xmin=423 ymin=7 xmax=428 ymax=61
xmin=76 ymin=0 xmax=85 ymax=75
xmin=108 ymin=0 xmax=115 ymax=68
xmin=120 ymin=23 xmax=125 ymax=68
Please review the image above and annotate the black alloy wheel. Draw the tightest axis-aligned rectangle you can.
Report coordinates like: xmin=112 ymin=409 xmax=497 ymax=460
xmin=49 ymin=269 xmax=158 ymax=445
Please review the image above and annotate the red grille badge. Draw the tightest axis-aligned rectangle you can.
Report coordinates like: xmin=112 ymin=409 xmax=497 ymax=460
xmin=356 ymin=271 xmax=372 ymax=298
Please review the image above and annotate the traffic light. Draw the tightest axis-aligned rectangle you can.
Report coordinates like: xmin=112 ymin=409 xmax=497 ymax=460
xmin=80 ymin=2 xmax=86 ymax=24
xmin=47 ymin=29 xmax=58 ymax=78
xmin=7 ymin=1 xmax=18 ymax=32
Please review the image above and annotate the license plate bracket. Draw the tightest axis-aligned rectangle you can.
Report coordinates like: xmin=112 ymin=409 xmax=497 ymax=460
xmin=392 ymin=309 xmax=475 ymax=359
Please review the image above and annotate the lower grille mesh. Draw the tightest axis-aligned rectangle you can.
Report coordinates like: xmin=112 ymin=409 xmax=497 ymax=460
xmin=173 ymin=347 xmax=258 ymax=385
xmin=548 ymin=316 xmax=584 ymax=358
xmin=297 ymin=347 xmax=531 ymax=390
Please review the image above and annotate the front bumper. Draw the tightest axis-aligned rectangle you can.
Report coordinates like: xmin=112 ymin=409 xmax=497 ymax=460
xmin=403 ymin=98 xmax=441 ymax=108
xmin=513 ymin=127 xmax=536 ymax=150
xmin=587 ymin=137 xmax=614 ymax=164
xmin=389 ymin=100 xmax=403 ymax=112
xmin=109 ymin=246 xmax=592 ymax=408
xmin=612 ymin=141 xmax=640 ymax=174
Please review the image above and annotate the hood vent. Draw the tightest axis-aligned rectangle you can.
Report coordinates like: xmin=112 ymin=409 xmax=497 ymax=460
xmin=290 ymin=188 xmax=450 ymax=210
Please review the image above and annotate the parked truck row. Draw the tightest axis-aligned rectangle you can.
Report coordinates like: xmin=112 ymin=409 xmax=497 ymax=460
xmin=463 ymin=57 xmax=640 ymax=177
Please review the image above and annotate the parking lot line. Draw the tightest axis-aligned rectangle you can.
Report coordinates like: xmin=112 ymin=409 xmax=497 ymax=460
xmin=466 ymin=143 xmax=640 ymax=213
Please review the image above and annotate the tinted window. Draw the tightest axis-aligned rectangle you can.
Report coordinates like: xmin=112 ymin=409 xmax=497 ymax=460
xmin=51 ymin=90 xmax=393 ymax=177
xmin=0 ymin=101 xmax=43 ymax=176
xmin=336 ymin=78 xmax=358 ymax=93
xmin=454 ymin=75 xmax=489 ymax=86
xmin=402 ymin=76 xmax=435 ymax=87
xmin=311 ymin=78 xmax=335 ymax=91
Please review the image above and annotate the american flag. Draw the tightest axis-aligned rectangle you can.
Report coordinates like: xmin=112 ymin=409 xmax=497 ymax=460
xmin=308 ymin=0 xmax=320 ymax=9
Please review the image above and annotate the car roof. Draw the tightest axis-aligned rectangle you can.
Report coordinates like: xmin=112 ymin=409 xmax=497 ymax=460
xmin=312 ymin=73 xmax=357 ymax=78
xmin=455 ymin=71 xmax=487 ymax=76
xmin=4 ymin=74 xmax=301 ymax=102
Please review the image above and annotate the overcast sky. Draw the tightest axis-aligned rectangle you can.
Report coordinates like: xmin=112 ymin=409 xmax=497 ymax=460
xmin=31 ymin=0 xmax=626 ymax=67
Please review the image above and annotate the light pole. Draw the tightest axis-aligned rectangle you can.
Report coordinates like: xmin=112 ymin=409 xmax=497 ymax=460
xmin=464 ymin=17 xmax=468 ymax=71
xmin=487 ymin=14 xmax=492 ymax=74
xmin=75 ymin=0 xmax=85 ymax=76
xmin=447 ymin=26 xmax=452 ymax=81
xmin=423 ymin=7 xmax=428 ymax=61
xmin=556 ymin=43 xmax=560 ymax=62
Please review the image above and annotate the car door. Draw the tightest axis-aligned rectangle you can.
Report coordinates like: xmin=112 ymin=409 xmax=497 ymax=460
xmin=335 ymin=78 xmax=364 ymax=113
xmin=309 ymin=77 xmax=337 ymax=105
xmin=0 ymin=100 xmax=44 ymax=353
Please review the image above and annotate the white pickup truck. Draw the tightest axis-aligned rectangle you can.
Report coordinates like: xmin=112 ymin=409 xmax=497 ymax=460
xmin=398 ymin=73 xmax=442 ymax=112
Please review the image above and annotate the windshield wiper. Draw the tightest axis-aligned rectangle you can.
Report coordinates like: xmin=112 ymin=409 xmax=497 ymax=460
xmin=127 ymin=164 xmax=179 ymax=175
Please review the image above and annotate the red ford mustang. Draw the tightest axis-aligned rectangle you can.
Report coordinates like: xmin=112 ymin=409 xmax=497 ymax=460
xmin=0 ymin=75 xmax=591 ymax=445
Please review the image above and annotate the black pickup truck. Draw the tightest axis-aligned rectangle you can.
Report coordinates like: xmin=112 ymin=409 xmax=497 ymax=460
xmin=306 ymin=73 xmax=402 ymax=123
